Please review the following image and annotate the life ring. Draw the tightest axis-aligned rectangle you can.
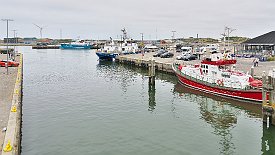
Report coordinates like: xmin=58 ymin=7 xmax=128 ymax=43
xmin=217 ymin=79 xmax=224 ymax=86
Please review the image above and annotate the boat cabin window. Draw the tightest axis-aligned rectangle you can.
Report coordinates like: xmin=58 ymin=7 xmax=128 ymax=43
xmin=206 ymin=58 xmax=211 ymax=61
xmin=221 ymin=73 xmax=230 ymax=78
xmin=194 ymin=64 xmax=199 ymax=68
xmin=203 ymin=70 xmax=208 ymax=74
xmin=219 ymin=66 xmax=225 ymax=70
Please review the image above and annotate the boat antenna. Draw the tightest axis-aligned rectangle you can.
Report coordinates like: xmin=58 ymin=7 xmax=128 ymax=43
xmin=121 ymin=28 xmax=128 ymax=41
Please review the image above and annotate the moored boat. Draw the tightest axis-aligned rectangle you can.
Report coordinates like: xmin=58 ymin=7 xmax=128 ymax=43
xmin=95 ymin=28 xmax=139 ymax=60
xmin=60 ymin=40 xmax=91 ymax=49
xmin=95 ymin=37 xmax=120 ymax=60
xmin=172 ymin=52 xmax=267 ymax=103
xmin=95 ymin=52 xmax=119 ymax=60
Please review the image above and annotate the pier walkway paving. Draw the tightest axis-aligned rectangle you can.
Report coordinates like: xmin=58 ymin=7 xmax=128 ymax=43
xmin=0 ymin=54 xmax=19 ymax=154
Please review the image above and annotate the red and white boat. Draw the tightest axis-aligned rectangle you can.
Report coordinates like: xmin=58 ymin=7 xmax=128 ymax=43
xmin=172 ymin=52 xmax=266 ymax=103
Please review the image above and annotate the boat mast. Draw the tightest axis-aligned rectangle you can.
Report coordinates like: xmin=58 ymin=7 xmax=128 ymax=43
xmin=121 ymin=28 xmax=128 ymax=42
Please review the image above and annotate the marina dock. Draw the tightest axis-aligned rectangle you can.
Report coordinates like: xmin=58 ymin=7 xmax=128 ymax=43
xmin=115 ymin=52 xmax=180 ymax=74
xmin=0 ymin=54 xmax=23 ymax=155
xmin=116 ymin=51 xmax=275 ymax=78
xmin=32 ymin=45 xmax=60 ymax=49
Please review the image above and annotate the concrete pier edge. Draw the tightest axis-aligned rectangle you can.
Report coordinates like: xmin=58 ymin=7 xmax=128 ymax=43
xmin=116 ymin=56 xmax=175 ymax=74
xmin=2 ymin=54 xmax=23 ymax=155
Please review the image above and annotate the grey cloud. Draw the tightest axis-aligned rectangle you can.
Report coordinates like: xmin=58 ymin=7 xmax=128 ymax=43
xmin=1 ymin=0 xmax=275 ymax=39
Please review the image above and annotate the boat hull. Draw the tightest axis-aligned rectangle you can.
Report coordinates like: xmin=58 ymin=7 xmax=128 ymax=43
xmin=60 ymin=44 xmax=91 ymax=49
xmin=173 ymin=65 xmax=265 ymax=103
xmin=96 ymin=52 xmax=118 ymax=60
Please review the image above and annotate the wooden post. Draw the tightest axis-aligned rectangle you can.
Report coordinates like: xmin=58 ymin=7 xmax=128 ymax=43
xmin=263 ymin=70 xmax=275 ymax=126
xmin=271 ymin=69 xmax=275 ymax=125
xmin=262 ymin=71 xmax=268 ymax=124
xmin=148 ymin=58 xmax=155 ymax=85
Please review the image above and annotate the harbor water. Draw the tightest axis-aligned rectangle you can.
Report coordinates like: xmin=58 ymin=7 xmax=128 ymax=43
xmin=20 ymin=46 xmax=275 ymax=155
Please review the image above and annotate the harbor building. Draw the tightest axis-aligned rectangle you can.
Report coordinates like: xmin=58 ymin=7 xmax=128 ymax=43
xmin=242 ymin=31 xmax=275 ymax=54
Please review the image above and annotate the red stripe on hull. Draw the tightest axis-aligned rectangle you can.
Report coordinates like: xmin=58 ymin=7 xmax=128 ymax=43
xmin=175 ymin=72 xmax=264 ymax=103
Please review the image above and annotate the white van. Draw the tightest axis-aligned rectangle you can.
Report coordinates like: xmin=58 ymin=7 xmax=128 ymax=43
xmin=181 ymin=47 xmax=192 ymax=53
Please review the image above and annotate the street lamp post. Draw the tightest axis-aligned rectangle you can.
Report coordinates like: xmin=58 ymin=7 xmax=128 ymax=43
xmin=140 ymin=33 xmax=144 ymax=42
xmin=1 ymin=19 xmax=14 ymax=74
xmin=140 ymin=33 xmax=144 ymax=58
xmin=12 ymin=29 xmax=17 ymax=61
xmin=171 ymin=31 xmax=176 ymax=51
xmin=171 ymin=31 xmax=176 ymax=41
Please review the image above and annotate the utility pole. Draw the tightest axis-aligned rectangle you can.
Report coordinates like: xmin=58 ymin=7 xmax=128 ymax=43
xmin=140 ymin=33 xmax=144 ymax=58
xmin=60 ymin=29 xmax=62 ymax=39
xmin=155 ymin=28 xmax=158 ymax=41
xmin=1 ymin=19 xmax=14 ymax=74
xmin=11 ymin=29 xmax=17 ymax=61
xmin=140 ymin=33 xmax=144 ymax=42
xmin=171 ymin=31 xmax=176 ymax=41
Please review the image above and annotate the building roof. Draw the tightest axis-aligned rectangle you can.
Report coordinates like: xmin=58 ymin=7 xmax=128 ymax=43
xmin=243 ymin=31 xmax=275 ymax=45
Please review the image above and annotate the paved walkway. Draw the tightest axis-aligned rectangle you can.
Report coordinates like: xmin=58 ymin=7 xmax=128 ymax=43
xmin=0 ymin=54 xmax=19 ymax=153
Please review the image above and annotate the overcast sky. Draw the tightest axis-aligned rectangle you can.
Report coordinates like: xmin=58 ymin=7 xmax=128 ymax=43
xmin=1 ymin=0 xmax=275 ymax=40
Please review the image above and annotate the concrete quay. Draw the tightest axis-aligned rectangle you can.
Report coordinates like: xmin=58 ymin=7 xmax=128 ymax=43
xmin=116 ymin=51 xmax=275 ymax=78
xmin=115 ymin=52 xmax=181 ymax=73
xmin=0 ymin=54 xmax=23 ymax=155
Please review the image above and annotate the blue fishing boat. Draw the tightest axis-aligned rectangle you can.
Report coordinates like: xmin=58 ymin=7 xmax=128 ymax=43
xmin=60 ymin=40 xmax=91 ymax=49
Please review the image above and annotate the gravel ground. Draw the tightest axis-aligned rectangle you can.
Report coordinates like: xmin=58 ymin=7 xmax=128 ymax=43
xmin=0 ymin=54 xmax=19 ymax=152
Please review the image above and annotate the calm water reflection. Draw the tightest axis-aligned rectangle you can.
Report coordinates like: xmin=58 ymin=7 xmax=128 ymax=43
xmin=20 ymin=47 xmax=275 ymax=155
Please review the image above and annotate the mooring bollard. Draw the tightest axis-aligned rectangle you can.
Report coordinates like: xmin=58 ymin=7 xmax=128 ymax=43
xmin=250 ymin=66 xmax=254 ymax=77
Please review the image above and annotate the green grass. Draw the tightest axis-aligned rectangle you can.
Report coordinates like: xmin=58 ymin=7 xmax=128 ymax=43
xmin=267 ymin=57 xmax=275 ymax=61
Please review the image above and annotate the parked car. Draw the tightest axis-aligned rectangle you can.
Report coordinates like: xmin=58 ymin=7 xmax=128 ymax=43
xmin=0 ymin=60 xmax=19 ymax=67
xmin=176 ymin=52 xmax=192 ymax=60
xmin=244 ymin=54 xmax=254 ymax=58
xmin=153 ymin=49 xmax=167 ymax=57
xmin=185 ymin=54 xmax=197 ymax=61
xmin=160 ymin=52 xmax=174 ymax=58
xmin=176 ymin=53 xmax=187 ymax=60
xmin=178 ymin=54 xmax=197 ymax=61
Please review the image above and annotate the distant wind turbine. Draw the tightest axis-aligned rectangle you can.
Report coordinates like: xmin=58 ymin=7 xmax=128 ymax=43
xmin=33 ymin=23 xmax=46 ymax=39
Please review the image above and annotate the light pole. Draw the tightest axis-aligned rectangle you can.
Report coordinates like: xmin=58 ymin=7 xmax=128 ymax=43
xmin=140 ymin=33 xmax=144 ymax=44
xmin=171 ymin=31 xmax=176 ymax=51
xmin=60 ymin=28 xmax=62 ymax=39
xmin=171 ymin=31 xmax=176 ymax=41
xmin=140 ymin=33 xmax=144 ymax=58
xmin=11 ymin=29 xmax=17 ymax=61
xmin=1 ymin=19 xmax=13 ymax=74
